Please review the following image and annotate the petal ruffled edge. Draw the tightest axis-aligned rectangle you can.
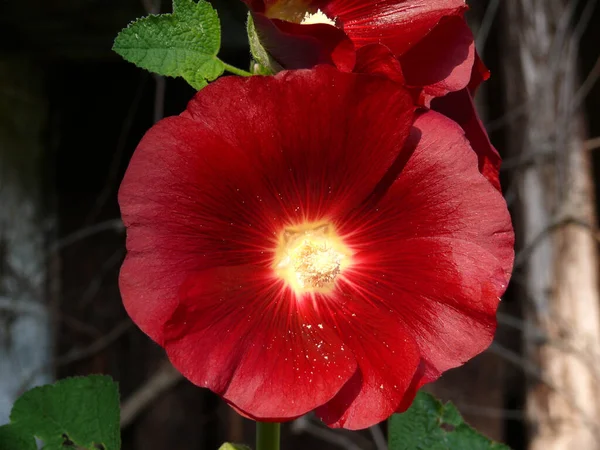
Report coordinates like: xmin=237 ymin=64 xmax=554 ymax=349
xmin=314 ymin=280 xmax=421 ymax=429
xmin=431 ymin=88 xmax=502 ymax=190
xmin=164 ymin=266 xmax=357 ymax=420
xmin=400 ymin=16 xmax=475 ymax=104
xmin=333 ymin=110 xmax=513 ymax=417
xmin=355 ymin=44 xmax=405 ymax=85
xmin=327 ymin=0 xmax=468 ymax=56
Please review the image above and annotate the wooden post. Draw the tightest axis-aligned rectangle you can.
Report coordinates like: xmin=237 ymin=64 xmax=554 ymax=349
xmin=0 ymin=58 xmax=53 ymax=422
xmin=503 ymin=2 xmax=600 ymax=448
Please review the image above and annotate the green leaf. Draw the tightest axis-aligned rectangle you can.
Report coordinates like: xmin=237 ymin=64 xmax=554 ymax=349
xmin=0 ymin=424 xmax=37 ymax=450
xmin=389 ymin=392 xmax=511 ymax=450
xmin=218 ymin=443 xmax=252 ymax=450
xmin=9 ymin=375 xmax=120 ymax=450
xmin=246 ymin=13 xmax=277 ymax=75
xmin=113 ymin=0 xmax=224 ymax=90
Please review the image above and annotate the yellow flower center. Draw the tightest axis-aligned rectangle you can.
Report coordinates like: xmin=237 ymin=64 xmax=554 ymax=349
xmin=275 ymin=222 xmax=351 ymax=294
xmin=266 ymin=2 xmax=336 ymax=26
xmin=300 ymin=9 xmax=336 ymax=26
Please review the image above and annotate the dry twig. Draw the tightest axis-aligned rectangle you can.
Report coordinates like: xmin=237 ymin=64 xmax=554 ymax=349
xmin=120 ymin=362 xmax=183 ymax=428
xmin=291 ymin=415 xmax=366 ymax=450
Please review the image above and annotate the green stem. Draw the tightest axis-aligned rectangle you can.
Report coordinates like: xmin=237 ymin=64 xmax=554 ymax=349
xmin=222 ymin=62 xmax=253 ymax=77
xmin=256 ymin=422 xmax=280 ymax=450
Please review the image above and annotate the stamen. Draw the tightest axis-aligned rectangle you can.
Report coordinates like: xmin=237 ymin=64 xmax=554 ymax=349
xmin=290 ymin=239 xmax=342 ymax=289
xmin=275 ymin=223 xmax=350 ymax=294
xmin=301 ymin=9 xmax=336 ymax=26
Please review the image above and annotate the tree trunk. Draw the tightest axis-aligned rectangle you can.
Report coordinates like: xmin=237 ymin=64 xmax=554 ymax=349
xmin=503 ymin=1 xmax=600 ymax=449
xmin=0 ymin=58 xmax=53 ymax=423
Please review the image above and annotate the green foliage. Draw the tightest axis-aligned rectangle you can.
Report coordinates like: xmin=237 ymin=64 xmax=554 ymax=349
xmin=113 ymin=0 xmax=224 ymax=89
xmin=0 ymin=424 xmax=37 ymax=450
xmin=7 ymin=375 xmax=120 ymax=450
xmin=389 ymin=392 xmax=510 ymax=450
xmin=246 ymin=14 xmax=276 ymax=75
xmin=219 ymin=443 xmax=252 ymax=450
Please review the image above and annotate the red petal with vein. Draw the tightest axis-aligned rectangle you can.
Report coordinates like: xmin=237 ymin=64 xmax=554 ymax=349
xmin=355 ymin=44 xmax=405 ymax=84
xmin=119 ymin=66 xmax=415 ymax=345
xmin=251 ymin=13 xmax=356 ymax=71
xmin=341 ymin=111 xmax=513 ymax=409
xmin=164 ymin=266 xmax=357 ymax=420
xmin=314 ymin=281 xmax=420 ymax=429
xmin=469 ymin=52 xmax=491 ymax=94
xmin=353 ymin=43 xmax=498 ymax=189
xmin=324 ymin=0 xmax=467 ymax=55
xmin=355 ymin=42 xmax=499 ymax=187
xmin=400 ymin=16 xmax=475 ymax=104
xmin=431 ymin=88 xmax=502 ymax=190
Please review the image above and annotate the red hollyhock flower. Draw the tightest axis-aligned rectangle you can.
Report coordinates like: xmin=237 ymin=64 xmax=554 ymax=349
xmin=119 ymin=67 xmax=514 ymax=429
xmin=245 ymin=0 xmax=475 ymax=100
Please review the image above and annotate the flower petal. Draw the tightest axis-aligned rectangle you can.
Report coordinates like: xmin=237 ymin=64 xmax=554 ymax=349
xmin=400 ymin=16 xmax=475 ymax=103
xmin=469 ymin=52 xmax=491 ymax=94
xmin=314 ymin=282 xmax=421 ymax=429
xmin=250 ymin=13 xmax=356 ymax=71
xmin=338 ymin=111 xmax=513 ymax=410
xmin=119 ymin=67 xmax=417 ymax=344
xmin=325 ymin=0 xmax=467 ymax=56
xmin=431 ymin=88 xmax=501 ymax=190
xmin=354 ymin=44 xmax=405 ymax=84
xmin=163 ymin=266 xmax=357 ymax=420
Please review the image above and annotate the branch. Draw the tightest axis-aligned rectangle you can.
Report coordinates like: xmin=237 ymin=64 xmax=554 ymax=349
xmin=488 ymin=342 xmax=600 ymax=440
xmin=83 ymin=74 xmax=149 ymax=225
xmin=584 ymin=136 xmax=600 ymax=151
xmin=475 ymin=0 xmax=501 ymax=58
xmin=291 ymin=415 xmax=366 ymax=450
xmin=18 ymin=319 xmax=132 ymax=393
xmin=120 ymin=362 xmax=183 ymax=428
xmin=50 ymin=219 xmax=124 ymax=253
xmin=55 ymin=319 xmax=132 ymax=367
xmin=455 ymin=403 xmax=525 ymax=421
xmin=369 ymin=424 xmax=388 ymax=450
xmin=514 ymin=215 xmax=600 ymax=269
xmin=500 ymin=136 xmax=600 ymax=172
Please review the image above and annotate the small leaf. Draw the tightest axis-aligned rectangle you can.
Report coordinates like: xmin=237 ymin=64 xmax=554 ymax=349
xmin=246 ymin=14 xmax=277 ymax=75
xmin=0 ymin=424 xmax=37 ymax=450
xmin=9 ymin=375 xmax=120 ymax=450
xmin=219 ymin=443 xmax=252 ymax=450
xmin=113 ymin=0 xmax=224 ymax=89
xmin=250 ymin=61 xmax=274 ymax=76
xmin=389 ymin=392 xmax=511 ymax=450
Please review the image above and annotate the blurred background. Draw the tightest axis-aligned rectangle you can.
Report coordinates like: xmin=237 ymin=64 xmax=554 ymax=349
xmin=1 ymin=0 xmax=600 ymax=449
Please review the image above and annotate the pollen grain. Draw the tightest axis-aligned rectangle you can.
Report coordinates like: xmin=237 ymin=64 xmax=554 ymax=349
xmin=300 ymin=9 xmax=336 ymax=26
xmin=275 ymin=223 xmax=350 ymax=294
